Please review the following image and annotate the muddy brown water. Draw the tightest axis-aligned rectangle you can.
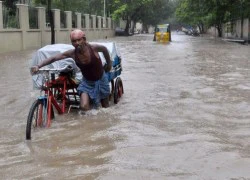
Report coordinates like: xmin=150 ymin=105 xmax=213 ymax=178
xmin=0 ymin=33 xmax=250 ymax=180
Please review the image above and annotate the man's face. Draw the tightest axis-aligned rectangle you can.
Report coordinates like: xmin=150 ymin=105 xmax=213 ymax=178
xmin=71 ymin=34 xmax=86 ymax=48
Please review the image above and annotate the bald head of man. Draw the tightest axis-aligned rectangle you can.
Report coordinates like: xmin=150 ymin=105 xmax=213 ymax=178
xmin=70 ymin=29 xmax=86 ymax=40
xmin=70 ymin=29 xmax=87 ymax=49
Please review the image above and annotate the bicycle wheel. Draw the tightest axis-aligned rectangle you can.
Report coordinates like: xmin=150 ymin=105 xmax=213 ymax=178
xmin=114 ymin=77 xmax=124 ymax=104
xmin=26 ymin=98 xmax=47 ymax=140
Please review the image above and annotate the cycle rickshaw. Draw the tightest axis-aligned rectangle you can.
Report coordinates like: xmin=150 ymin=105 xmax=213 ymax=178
xmin=26 ymin=43 xmax=123 ymax=140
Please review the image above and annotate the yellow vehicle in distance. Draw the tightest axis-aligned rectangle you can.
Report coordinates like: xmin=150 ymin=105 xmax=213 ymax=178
xmin=153 ymin=24 xmax=171 ymax=43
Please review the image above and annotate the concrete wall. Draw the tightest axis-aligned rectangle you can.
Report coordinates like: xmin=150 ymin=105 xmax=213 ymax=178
xmin=208 ymin=18 xmax=249 ymax=42
xmin=207 ymin=26 xmax=219 ymax=37
xmin=0 ymin=1 xmax=115 ymax=53
xmin=226 ymin=19 xmax=249 ymax=40
xmin=119 ymin=20 xmax=126 ymax=29
xmin=235 ymin=20 xmax=242 ymax=38
xmin=243 ymin=18 xmax=249 ymax=39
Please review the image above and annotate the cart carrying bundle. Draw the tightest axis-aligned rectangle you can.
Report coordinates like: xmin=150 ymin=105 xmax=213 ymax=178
xmin=26 ymin=42 xmax=123 ymax=140
xmin=30 ymin=42 xmax=122 ymax=89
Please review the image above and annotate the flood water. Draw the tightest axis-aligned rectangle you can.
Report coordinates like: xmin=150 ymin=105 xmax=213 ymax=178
xmin=1 ymin=33 xmax=250 ymax=180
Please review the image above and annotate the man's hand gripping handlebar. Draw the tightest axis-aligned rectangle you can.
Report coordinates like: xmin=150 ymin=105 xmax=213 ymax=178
xmin=30 ymin=65 xmax=73 ymax=75
xmin=30 ymin=65 xmax=40 ymax=75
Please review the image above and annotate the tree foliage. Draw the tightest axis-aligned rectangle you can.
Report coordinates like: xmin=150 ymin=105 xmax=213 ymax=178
xmin=32 ymin=0 xmax=173 ymax=35
xmin=32 ymin=0 xmax=105 ymax=15
xmin=7 ymin=0 xmax=176 ymax=35
xmin=2 ymin=0 xmax=19 ymax=15
xmin=175 ymin=0 xmax=250 ymax=37
xmin=110 ymin=0 xmax=172 ymax=34
xmin=6 ymin=0 xmax=250 ymax=37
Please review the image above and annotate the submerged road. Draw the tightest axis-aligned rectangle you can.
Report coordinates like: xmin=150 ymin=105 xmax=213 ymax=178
xmin=0 ymin=33 xmax=250 ymax=179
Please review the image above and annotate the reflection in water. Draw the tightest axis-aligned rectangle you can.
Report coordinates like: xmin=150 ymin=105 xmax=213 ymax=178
xmin=0 ymin=34 xmax=250 ymax=179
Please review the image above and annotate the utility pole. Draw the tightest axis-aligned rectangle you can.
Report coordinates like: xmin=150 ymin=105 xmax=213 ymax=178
xmin=103 ymin=0 xmax=106 ymax=28
xmin=240 ymin=0 xmax=243 ymax=39
xmin=48 ymin=0 xmax=55 ymax=44
xmin=104 ymin=0 xmax=106 ymax=18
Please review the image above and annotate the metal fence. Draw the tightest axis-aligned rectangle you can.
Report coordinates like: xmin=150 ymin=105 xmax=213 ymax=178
xmin=29 ymin=6 xmax=38 ymax=29
xmin=2 ymin=2 xmax=19 ymax=28
xmin=45 ymin=10 xmax=50 ymax=28
xmin=60 ymin=11 xmax=66 ymax=28
xmin=82 ymin=15 xmax=86 ymax=28
xmin=72 ymin=13 xmax=77 ymax=28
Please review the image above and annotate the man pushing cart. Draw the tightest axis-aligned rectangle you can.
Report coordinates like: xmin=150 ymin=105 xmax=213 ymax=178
xmin=31 ymin=29 xmax=123 ymax=111
xmin=27 ymin=29 xmax=124 ymax=140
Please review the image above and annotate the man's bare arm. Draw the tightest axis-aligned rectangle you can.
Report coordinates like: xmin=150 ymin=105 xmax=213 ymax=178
xmin=31 ymin=49 xmax=74 ymax=74
xmin=37 ymin=49 xmax=74 ymax=68
xmin=93 ymin=44 xmax=112 ymax=72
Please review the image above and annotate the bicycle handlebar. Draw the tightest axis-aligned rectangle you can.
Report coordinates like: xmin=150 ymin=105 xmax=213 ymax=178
xmin=38 ymin=65 xmax=73 ymax=73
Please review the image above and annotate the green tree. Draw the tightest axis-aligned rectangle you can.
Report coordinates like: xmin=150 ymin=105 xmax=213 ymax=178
xmin=31 ymin=0 xmax=103 ymax=15
xmin=3 ymin=0 xmax=18 ymax=15
xmin=31 ymin=0 xmax=176 ymax=35
xmin=176 ymin=0 xmax=209 ymax=33
xmin=175 ymin=0 xmax=250 ymax=37
xmin=111 ymin=0 xmax=172 ymax=35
